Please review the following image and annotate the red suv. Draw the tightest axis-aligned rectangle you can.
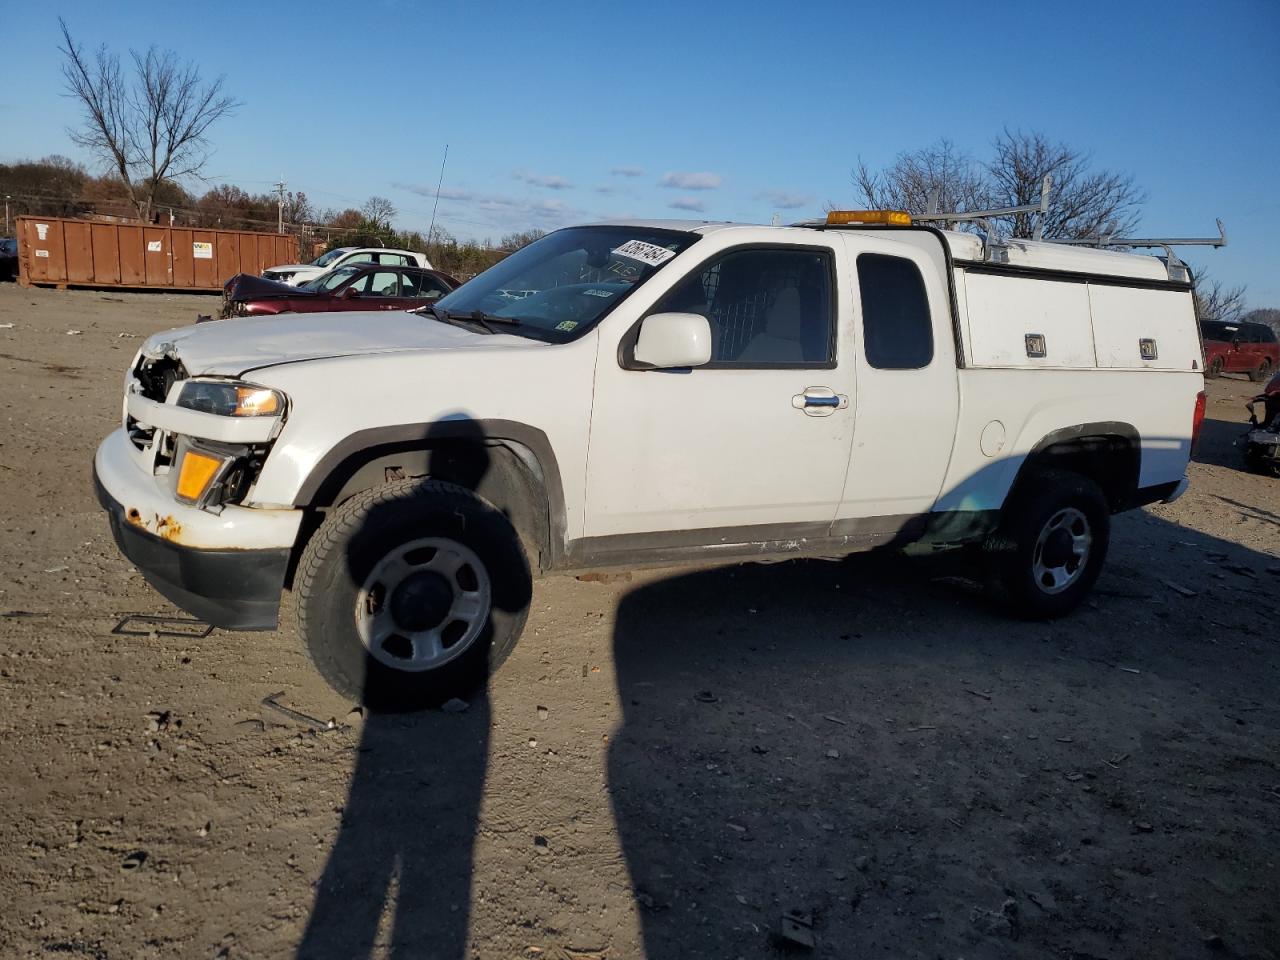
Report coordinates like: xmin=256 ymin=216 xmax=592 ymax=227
xmin=1200 ymin=320 xmax=1279 ymax=381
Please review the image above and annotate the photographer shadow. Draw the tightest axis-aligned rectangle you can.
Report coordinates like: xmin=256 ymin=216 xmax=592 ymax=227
xmin=296 ymin=417 xmax=516 ymax=960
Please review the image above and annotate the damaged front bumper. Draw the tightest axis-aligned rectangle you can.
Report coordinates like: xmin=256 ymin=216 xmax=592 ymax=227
xmin=93 ymin=428 xmax=302 ymax=630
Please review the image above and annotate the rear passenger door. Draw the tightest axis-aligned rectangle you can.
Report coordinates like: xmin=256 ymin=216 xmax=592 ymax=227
xmin=361 ymin=270 xmax=406 ymax=309
xmin=834 ymin=235 xmax=960 ymax=529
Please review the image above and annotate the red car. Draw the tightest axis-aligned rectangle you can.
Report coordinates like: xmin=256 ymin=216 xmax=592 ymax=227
xmin=219 ymin=263 xmax=459 ymax=319
xmin=1200 ymin=320 xmax=1279 ymax=381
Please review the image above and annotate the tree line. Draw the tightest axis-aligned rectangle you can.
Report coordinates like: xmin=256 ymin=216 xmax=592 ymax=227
xmin=0 ymin=157 xmax=541 ymax=278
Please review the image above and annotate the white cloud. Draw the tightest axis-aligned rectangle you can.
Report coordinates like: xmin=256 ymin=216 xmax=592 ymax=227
xmin=756 ymin=189 xmax=814 ymax=210
xmin=659 ymin=171 xmax=722 ymax=191
xmin=513 ymin=170 xmax=574 ymax=190
xmin=393 ymin=181 xmax=584 ymax=232
xmin=668 ymin=197 xmax=707 ymax=213
xmin=610 ymin=165 xmax=644 ymax=177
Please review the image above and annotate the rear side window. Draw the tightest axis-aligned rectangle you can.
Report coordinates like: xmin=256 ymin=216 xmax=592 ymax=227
xmin=857 ymin=254 xmax=933 ymax=369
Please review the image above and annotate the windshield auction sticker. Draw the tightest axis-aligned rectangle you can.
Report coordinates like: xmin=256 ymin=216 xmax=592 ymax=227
xmin=613 ymin=240 xmax=676 ymax=267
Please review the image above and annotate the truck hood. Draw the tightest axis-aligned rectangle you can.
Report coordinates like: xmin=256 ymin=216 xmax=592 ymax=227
xmin=140 ymin=311 xmax=542 ymax=377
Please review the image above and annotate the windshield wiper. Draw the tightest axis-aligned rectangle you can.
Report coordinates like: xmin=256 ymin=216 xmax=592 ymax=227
xmin=463 ymin=310 xmax=522 ymax=334
xmin=418 ymin=304 xmax=522 ymax=335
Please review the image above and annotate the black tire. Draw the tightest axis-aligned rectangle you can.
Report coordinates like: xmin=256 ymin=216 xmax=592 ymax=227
xmin=294 ymin=478 xmax=531 ymax=710
xmin=1206 ymin=356 xmax=1223 ymax=379
xmin=1248 ymin=358 xmax=1272 ymax=383
xmin=984 ymin=469 xmax=1110 ymax=619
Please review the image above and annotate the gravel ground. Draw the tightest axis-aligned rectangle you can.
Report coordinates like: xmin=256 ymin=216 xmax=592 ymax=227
xmin=0 ymin=282 xmax=1277 ymax=960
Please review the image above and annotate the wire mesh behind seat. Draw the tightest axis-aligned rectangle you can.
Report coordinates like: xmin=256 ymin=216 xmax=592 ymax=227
xmin=708 ymin=257 xmax=806 ymax=361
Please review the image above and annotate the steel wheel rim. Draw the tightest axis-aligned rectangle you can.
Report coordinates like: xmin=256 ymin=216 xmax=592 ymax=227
xmin=1031 ymin=507 xmax=1091 ymax=595
xmin=355 ymin=537 xmax=492 ymax=672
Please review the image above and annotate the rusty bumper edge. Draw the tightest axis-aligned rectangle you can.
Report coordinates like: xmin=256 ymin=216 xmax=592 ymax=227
xmin=93 ymin=463 xmax=289 ymax=631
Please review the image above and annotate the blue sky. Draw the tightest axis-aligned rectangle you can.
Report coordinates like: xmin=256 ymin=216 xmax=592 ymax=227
xmin=3 ymin=0 xmax=1278 ymax=304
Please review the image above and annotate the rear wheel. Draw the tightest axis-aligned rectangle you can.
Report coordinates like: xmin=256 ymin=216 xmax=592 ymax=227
xmin=1206 ymin=356 xmax=1223 ymax=379
xmin=1248 ymin=358 xmax=1272 ymax=382
xmin=295 ymin=478 xmax=532 ymax=710
xmin=984 ymin=469 xmax=1110 ymax=619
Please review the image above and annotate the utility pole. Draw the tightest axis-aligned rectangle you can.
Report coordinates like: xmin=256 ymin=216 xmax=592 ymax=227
xmin=274 ymin=178 xmax=286 ymax=234
xmin=4 ymin=195 xmax=10 ymax=235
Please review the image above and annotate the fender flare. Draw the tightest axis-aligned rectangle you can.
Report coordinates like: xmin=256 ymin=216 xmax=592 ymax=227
xmin=292 ymin=419 xmax=568 ymax=564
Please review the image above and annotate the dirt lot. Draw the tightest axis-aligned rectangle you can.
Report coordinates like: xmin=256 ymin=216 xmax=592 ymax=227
xmin=0 ymin=281 xmax=1277 ymax=960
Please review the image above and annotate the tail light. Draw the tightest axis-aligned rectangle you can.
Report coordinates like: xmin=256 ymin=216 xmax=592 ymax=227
xmin=1191 ymin=390 xmax=1207 ymax=452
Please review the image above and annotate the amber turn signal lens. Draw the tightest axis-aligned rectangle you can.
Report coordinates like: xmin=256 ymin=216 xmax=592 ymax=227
xmin=176 ymin=449 xmax=224 ymax=502
xmin=234 ymin=387 xmax=280 ymax=416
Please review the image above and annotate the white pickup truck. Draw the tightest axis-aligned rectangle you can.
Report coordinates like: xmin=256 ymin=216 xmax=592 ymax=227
xmin=261 ymin=246 xmax=432 ymax=286
xmin=94 ymin=215 xmax=1206 ymax=707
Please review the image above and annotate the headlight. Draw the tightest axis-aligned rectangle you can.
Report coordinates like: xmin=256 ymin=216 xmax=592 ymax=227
xmin=177 ymin=380 xmax=286 ymax=417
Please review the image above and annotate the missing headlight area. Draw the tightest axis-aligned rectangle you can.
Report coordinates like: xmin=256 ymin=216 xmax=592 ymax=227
xmin=135 ymin=354 xmax=188 ymax=403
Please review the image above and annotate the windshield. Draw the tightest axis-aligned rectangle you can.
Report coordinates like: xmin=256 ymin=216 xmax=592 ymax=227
xmin=433 ymin=226 xmax=699 ymax=341
xmin=311 ymin=249 xmax=346 ymax=268
xmin=301 ymin=265 xmax=362 ymax=292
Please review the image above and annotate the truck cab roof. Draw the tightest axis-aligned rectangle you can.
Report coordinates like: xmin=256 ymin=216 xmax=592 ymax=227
xmin=584 ymin=218 xmax=1175 ymax=283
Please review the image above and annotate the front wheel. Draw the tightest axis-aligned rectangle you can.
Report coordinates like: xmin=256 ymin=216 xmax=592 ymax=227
xmin=1248 ymin=359 xmax=1273 ymax=383
xmin=294 ymin=479 xmax=532 ymax=710
xmin=984 ymin=469 xmax=1110 ymax=619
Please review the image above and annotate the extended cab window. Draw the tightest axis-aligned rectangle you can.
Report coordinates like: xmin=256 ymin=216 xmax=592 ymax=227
xmin=858 ymin=253 xmax=933 ymax=369
xmin=649 ymin=247 xmax=834 ymax=366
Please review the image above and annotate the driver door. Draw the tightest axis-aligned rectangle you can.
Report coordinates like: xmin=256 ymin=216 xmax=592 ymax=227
xmin=582 ymin=240 xmax=856 ymax=550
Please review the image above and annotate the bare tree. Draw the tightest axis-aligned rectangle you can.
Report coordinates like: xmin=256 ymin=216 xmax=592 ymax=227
xmin=1243 ymin=307 xmax=1280 ymax=338
xmin=283 ymin=191 xmax=314 ymax=225
xmin=1191 ymin=267 xmax=1247 ymax=322
xmin=845 ymin=131 xmax=1145 ymax=241
xmin=58 ymin=19 xmax=239 ymax=223
xmin=499 ymin=228 xmax=548 ymax=250
xmin=850 ymin=139 xmax=991 ymax=216
xmin=987 ymin=129 xmax=1145 ymax=240
xmin=361 ymin=196 xmax=397 ymax=230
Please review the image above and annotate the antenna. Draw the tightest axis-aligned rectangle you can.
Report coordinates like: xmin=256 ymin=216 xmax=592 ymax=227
xmin=427 ymin=144 xmax=449 ymax=242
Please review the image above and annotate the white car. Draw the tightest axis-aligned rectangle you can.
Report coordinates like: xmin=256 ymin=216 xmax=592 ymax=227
xmin=94 ymin=215 xmax=1204 ymax=708
xmin=261 ymin=247 xmax=432 ymax=286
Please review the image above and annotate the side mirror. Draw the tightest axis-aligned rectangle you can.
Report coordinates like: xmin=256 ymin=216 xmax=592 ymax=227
xmin=340 ymin=286 xmax=361 ymax=300
xmin=633 ymin=312 xmax=712 ymax=369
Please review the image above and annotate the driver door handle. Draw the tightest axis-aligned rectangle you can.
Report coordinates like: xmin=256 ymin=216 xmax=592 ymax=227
xmin=791 ymin=386 xmax=849 ymax=417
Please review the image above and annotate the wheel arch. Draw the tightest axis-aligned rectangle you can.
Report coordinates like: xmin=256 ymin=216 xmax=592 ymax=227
xmin=1012 ymin=421 xmax=1142 ymax=513
xmin=291 ymin=420 xmax=568 ymax=573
